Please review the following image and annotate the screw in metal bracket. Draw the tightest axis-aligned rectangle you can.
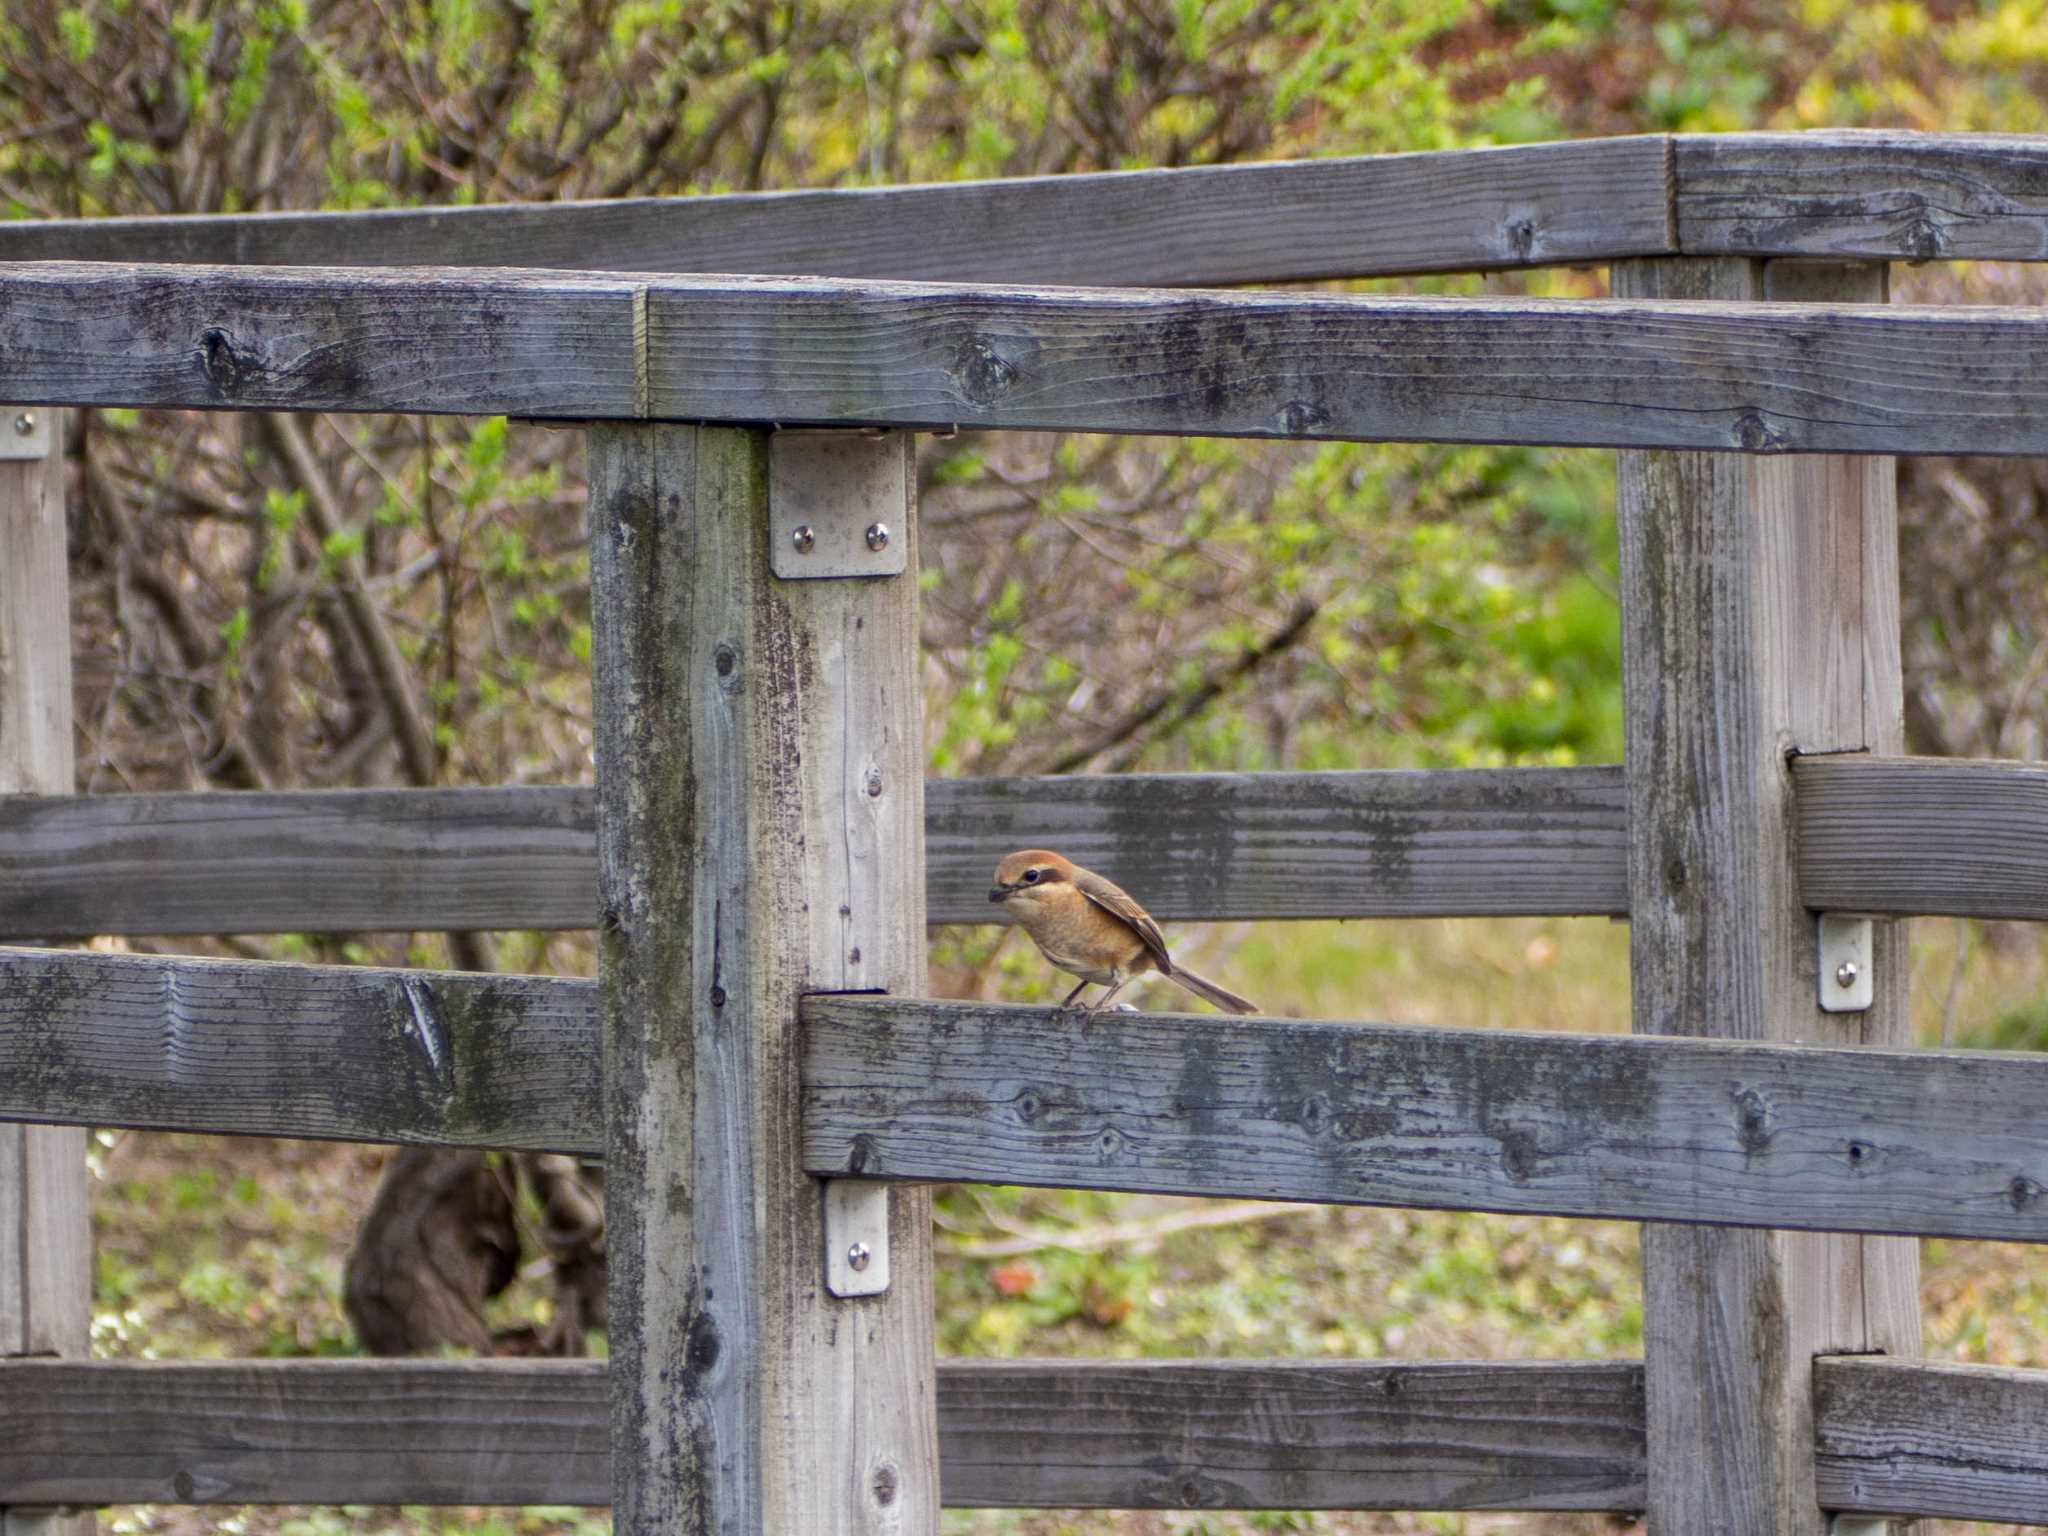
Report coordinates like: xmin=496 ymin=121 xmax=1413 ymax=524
xmin=1835 ymin=960 xmax=1860 ymax=989
xmin=865 ymin=523 xmax=890 ymax=552
xmin=13 ymin=413 xmax=35 ymax=437
xmin=791 ymin=524 xmax=816 ymax=554
xmin=847 ymin=1242 xmax=871 ymax=1272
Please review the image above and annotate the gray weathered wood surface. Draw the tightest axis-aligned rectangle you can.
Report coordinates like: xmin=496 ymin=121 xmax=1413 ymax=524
xmin=0 ymin=766 xmax=1631 ymax=934
xmin=1812 ymin=1355 xmax=2048 ymax=1525
xmin=0 ymin=263 xmax=640 ymax=418
xmin=2 ymin=1355 xmax=2038 ymax=1524
xmin=0 ymin=407 xmax=92 ymax=1536
xmin=800 ymin=993 xmax=2048 ymax=1244
xmin=0 ymin=1357 xmax=1647 ymax=1513
xmin=13 ymin=751 xmax=2048 ymax=933
xmin=588 ymin=424 xmax=938 ymax=1534
xmin=1614 ymin=256 xmax=1916 ymax=1536
xmin=1678 ymin=131 xmax=2048 ymax=261
xmin=0 ymin=944 xmax=601 ymax=1151
xmin=9 ymin=261 xmax=2048 ymax=453
xmin=0 ymin=138 xmax=1671 ymax=283
xmin=7 ymin=133 xmax=2048 ymax=277
xmin=1796 ymin=753 xmax=2048 ymax=920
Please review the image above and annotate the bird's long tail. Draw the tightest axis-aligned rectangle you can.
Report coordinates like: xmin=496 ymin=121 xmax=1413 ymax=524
xmin=1165 ymin=965 xmax=1259 ymax=1016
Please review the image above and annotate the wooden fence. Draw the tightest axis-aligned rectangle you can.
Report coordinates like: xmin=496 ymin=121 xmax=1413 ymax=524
xmin=3 ymin=129 xmax=2048 ymax=1534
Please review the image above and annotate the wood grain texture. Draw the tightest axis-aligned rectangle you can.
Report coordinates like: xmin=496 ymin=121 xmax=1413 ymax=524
xmin=0 ymin=408 xmax=91 ymax=1536
xmin=799 ymin=993 xmax=2048 ymax=1243
xmin=1796 ymin=754 xmax=2048 ymax=920
xmin=588 ymin=424 xmax=937 ymax=1536
xmin=639 ymin=277 xmax=2048 ymax=454
xmin=0 ymin=944 xmax=601 ymax=1152
xmin=0 ymin=1357 xmax=1648 ymax=1513
xmin=0 ymin=1358 xmax=611 ymax=1506
xmin=2 ymin=1356 xmax=2037 ymax=1524
xmin=1678 ymin=130 xmax=2048 ymax=261
xmin=0 ymin=263 xmax=639 ymax=418
xmin=0 ymin=138 xmax=1673 ymax=282
xmin=1615 ymin=257 xmax=1915 ymax=1536
xmin=15 ymin=755 xmax=2048 ymax=932
xmin=8 ymin=261 xmax=2048 ymax=453
xmin=1814 ymin=1355 xmax=2048 ymax=1524
xmin=0 ymin=766 xmax=1630 ymax=935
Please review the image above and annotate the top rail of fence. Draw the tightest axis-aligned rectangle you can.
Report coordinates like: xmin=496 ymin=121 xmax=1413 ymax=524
xmin=2 ymin=132 xmax=2045 ymax=283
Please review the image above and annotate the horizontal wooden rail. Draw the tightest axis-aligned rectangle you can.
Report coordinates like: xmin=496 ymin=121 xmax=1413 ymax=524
xmin=16 ymin=945 xmax=2045 ymax=1240
xmin=0 ymin=1356 xmax=2035 ymax=1523
xmin=1795 ymin=754 xmax=2048 ymax=920
xmin=801 ymin=995 xmax=2048 ymax=1243
xmin=0 ymin=946 xmax=601 ymax=1152
xmin=8 ymin=264 xmax=2048 ymax=454
xmin=3 ymin=133 xmax=2044 ymax=278
xmin=0 ymin=767 xmax=1630 ymax=934
xmin=0 ymin=139 xmax=1670 ymax=283
xmin=3 ymin=756 xmax=2043 ymax=936
xmin=1813 ymin=1355 xmax=2048 ymax=1525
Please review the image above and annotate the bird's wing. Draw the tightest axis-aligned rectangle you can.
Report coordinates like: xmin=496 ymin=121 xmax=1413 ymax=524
xmin=1074 ymin=868 xmax=1174 ymax=975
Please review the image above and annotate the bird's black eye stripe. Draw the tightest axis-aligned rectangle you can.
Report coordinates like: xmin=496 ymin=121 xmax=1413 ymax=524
xmin=1022 ymin=869 xmax=1040 ymax=883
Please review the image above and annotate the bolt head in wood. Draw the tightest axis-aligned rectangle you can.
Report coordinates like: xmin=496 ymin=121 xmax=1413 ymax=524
xmin=791 ymin=524 xmax=816 ymax=554
xmin=865 ymin=522 xmax=890 ymax=552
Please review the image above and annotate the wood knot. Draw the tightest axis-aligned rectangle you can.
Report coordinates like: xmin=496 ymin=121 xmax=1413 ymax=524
xmin=1013 ymin=1089 xmax=1043 ymax=1124
xmin=1899 ymin=215 xmax=1946 ymax=260
xmin=954 ymin=336 xmax=1019 ymax=405
xmin=1732 ymin=410 xmax=1787 ymax=453
xmin=2010 ymin=1174 xmax=2043 ymax=1212
xmin=200 ymin=327 xmax=255 ymax=397
xmin=847 ymin=1132 xmax=879 ymax=1174
xmin=686 ymin=1312 xmax=721 ymax=1372
xmin=1503 ymin=216 xmax=1536 ymax=261
xmin=871 ymin=1461 xmax=899 ymax=1507
xmin=712 ymin=642 xmax=740 ymax=690
xmin=1733 ymin=1087 xmax=1774 ymax=1153
xmin=1274 ymin=399 xmax=1331 ymax=436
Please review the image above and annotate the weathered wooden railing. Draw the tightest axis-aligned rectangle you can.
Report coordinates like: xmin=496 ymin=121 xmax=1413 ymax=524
xmin=5 ymin=130 xmax=2048 ymax=1535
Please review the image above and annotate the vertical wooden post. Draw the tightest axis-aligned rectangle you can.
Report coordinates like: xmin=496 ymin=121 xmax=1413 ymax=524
xmin=0 ymin=407 xmax=93 ymax=1536
xmin=588 ymin=423 xmax=938 ymax=1535
xmin=1615 ymin=259 xmax=1920 ymax=1536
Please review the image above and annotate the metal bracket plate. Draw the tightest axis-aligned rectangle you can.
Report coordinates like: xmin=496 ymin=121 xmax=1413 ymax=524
xmin=1828 ymin=1517 xmax=1891 ymax=1536
xmin=0 ymin=407 xmax=53 ymax=461
xmin=1818 ymin=913 xmax=1874 ymax=1013
xmin=769 ymin=430 xmax=909 ymax=580
xmin=823 ymin=1179 xmax=891 ymax=1298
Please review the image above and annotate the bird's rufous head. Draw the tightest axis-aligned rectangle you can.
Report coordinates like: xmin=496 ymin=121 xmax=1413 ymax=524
xmin=989 ymin=849 xmax=1076 ymax=906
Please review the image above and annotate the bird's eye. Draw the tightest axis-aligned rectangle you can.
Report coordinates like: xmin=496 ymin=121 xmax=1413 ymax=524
xmin=1022 ymin=869 xmax=1040 ymax=883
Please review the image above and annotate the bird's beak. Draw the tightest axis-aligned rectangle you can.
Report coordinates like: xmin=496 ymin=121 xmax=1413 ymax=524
xmin=988 ymin=884 xmax=1010 ymax=903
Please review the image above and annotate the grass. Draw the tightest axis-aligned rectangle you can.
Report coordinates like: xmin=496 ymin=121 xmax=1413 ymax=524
xmin=86 ymin=914 xmax=2046 ymax=1536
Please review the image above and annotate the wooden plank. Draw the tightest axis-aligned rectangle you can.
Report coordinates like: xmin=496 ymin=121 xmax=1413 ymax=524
xmin=0 ymin=785 xmax=602 ymax=935
xmin=925 ymin=766 xmax=1628 ymax=921
xmin=0 ymin=405 xmax=92 ymax=1536
xmin=0 ymin=1357 xmax=1647 ymax=1513
xmin=799 ymin=993 xmax=2048 ymax=1243
xmin=1815 ymin=1355 xmax=2048 ymax=1525
xmin=1614 ymin=256 xmax=1915 ymax=1536
xmin=8 ymin=261 xmax=2048 ymax=453
xmin=0 ymin=1359 xmax=611 ymax=1506
xmin=0 ymin=138 xmax=1674 ymax=282
xmin=638 ymin=277 xmax=2048 ymax=455
xmin=1677 ymin=131 xmax=2048 ymax=261
xmin=21 ymin=753 xmax=2048 ymax=931
xmin=5 ymin=1355 xmax=2039 ymax=1524
xmin=935 ymin=1358 xmax=1644 ymax=1512
xmin=588 ymin=424 xmax=937 ymax=1534
xmin=0 ymin=945 xmax=601 ymax=1153
xmin=0 ymin=766 xmax=1629 ymax=935
xmin=1795 ymin=754 xmax=2048 ymax=920
xmin=0 ymin=263 xmax=640 ymax=419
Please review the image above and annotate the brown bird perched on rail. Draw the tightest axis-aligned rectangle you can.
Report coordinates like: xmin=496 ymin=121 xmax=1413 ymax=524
xmin=989 ymin=849 xmax=1259 ymax=1017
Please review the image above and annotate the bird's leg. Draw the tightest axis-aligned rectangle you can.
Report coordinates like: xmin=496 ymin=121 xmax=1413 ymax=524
xmin=1053 ymin=976 xmax=1093 ymax=1021
xmin=1086 ymin=974 xmax=1131 ymax=1016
